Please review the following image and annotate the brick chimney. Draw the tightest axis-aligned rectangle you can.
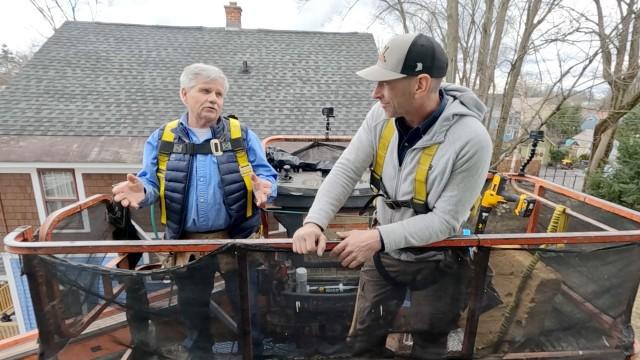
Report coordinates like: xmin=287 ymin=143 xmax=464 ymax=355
xmin=224 ymin=2 xmax=242 ymax=29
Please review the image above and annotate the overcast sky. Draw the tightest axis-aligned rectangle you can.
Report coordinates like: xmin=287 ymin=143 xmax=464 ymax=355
xmin=2 ymin=0 xmax=395 ymax=53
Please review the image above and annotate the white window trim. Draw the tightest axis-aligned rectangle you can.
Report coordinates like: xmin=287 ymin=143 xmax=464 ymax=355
xmin=38 ymin=169 xmax=87 ymax=234
xmin=30 ymin=169 xmax=47 ymax=225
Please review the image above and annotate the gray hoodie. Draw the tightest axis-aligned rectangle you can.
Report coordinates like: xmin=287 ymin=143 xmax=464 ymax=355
xmin=304 ymin=83 xmax=492 ymax=261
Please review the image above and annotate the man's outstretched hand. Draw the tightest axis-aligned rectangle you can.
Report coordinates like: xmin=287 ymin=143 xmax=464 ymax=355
xmin=292 ymin=223 xmax=328 ymax=256
xmin=112 ymin=174 xmax=145 ymax=209
xmin=251 ymin=173 xmax=272 ymax=208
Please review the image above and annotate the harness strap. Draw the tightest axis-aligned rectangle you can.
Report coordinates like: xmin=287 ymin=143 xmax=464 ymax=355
xmin=370 ymin=118 xmax=395 ymax=193
xmin=229 ymin=116 xmax=254 ymax=218
xmin=373 ymin=252 xmax=406 ymax=288
xmin=358 ymin=193 xmax=384 ymax=216
xmin=158 ymin=119 xmax=180 ymax=225
xmin=367 ymin=116 xmax=440 ymax=214
xmin=158 ymin=141 xmax=224 ymax=155
xmin=411 ymin=143 xmax=439 ymax=214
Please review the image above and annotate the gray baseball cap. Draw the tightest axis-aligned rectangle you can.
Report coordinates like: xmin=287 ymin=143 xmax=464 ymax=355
xmin=357 ymin=33 xmax=448 ymax=81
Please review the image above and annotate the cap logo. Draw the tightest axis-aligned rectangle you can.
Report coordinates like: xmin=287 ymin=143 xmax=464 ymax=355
xmin=379 ymin=45 xmax=390 ymax=63
xmin=415 ymin=62 xmax=423 ymax=71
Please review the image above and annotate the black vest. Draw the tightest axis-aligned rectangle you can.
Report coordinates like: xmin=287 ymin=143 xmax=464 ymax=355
xmin=162 ymin=117 xmax=259 ymax=240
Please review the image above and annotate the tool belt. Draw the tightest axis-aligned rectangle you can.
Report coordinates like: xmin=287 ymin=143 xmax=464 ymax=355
xmin=373 ymin=249 xmax=470 ymax=291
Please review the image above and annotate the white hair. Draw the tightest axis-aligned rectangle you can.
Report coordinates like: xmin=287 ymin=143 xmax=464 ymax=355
xmin=179 ymin=63 xmax=229 ymax=93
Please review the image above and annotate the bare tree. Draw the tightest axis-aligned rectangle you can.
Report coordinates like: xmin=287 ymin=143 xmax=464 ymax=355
xmin=476 ymin=0 xmax=510 ymax=108
xmin=588 ymin=0 xmax=640 ymax=173
xmin=490 ymin=47 xmax=603 ymax=167
xmin=490 ymin=0 xmax=563 ymax=166
xmin=446 ymin=0 xmax=460 ymax=82
xmin=456 ymin=0 xmax=481 ymax=85
xmin=28 ymin=0 xmax=103 ymax=32
xmin=322 ymin=0 xmax=605 ymax=169
xmin=0 ymin=45 xmax=32 ymax=90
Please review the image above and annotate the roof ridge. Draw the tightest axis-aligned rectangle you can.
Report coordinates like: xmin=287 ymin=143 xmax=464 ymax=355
xmin=62 ymin=20 xmax=371 ymax=36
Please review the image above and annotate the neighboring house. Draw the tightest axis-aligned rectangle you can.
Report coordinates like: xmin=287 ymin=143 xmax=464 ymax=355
xmin=0 ymin=2 xmax=377 ymax=334
xmin=492 ymin=97 xmax=556 ymax=142
xmin=581 ymin=113 xmax=599 ymax=131
xmin=568 ymin=129 xmax=594 ymax=159
xmin=487 ymin=94 xmax=558 ymax=172
xmin=580 ymin=110 xmax=609 ymax=131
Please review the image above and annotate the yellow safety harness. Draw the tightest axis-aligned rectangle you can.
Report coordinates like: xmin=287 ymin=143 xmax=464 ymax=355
xmin=228 ymin=117 xmax=254 ymax=218
xmin=369 ymin=118 xmax=439 ymax=214
xmin=156 ymin=116 xmax=253 ymax=224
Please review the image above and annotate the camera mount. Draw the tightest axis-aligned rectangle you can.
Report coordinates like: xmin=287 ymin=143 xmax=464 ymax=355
xmin=322 ymin=107 xmax=334 ymax=139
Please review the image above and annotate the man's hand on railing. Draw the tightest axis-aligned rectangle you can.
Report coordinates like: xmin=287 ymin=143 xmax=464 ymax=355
xmin=292 ymin=223 xmax=328 ymax=256
xmin=112 ymin=174 xmax=145 ymax=209
xmin=331 ymin=229 xmax=381 ymax=268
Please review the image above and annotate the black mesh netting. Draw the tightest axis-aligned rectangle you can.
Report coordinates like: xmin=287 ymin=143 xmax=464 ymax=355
xmin=20 ymin=198 xmax=640 ymax=359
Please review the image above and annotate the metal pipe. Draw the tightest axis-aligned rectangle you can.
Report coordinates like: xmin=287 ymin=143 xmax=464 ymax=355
xmin=0 ymin=191 xmax=9 ymax=236
xmin=526 ymin=183 xmax=544 ymax=233
xmin=461 ymin=246 xmax=491 ymax=358
xmin=237 ymin=248 xmax=253 ymax=360
xmin=510 ymin=179 xmax=617 ymax=231
xmin=510 ymin=174 xmax=640 ymax=223
xmin=6 ymin=227 xmax=640 ymax=255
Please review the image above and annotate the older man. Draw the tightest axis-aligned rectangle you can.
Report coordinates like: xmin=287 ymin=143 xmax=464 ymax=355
xmin=113 ymin=63 xmax=277 ymax=358
xmin=292 ymin=34 xmax=492 ymax=358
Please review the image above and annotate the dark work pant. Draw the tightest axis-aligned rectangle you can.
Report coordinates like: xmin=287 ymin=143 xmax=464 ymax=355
xmin=348 ymin=252 xmax=470 ymax=359
xmin=174 ymin=254 xmax=219 ymax=354
xmin=125 ymin=275 xmax=154 ymax=360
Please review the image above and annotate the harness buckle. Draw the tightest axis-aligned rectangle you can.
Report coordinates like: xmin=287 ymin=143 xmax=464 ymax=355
xmin=411 ymin=199 xmax=429 ymax=214
xmin=383 ymin=199 xmax=403 ymax=210
xmin=239 ymin=164 xmax=253 ymax=177
xmin=210 ymin=139 xmax=223 ymax=156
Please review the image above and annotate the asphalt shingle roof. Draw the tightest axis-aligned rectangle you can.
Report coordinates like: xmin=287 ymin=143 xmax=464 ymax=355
xmin=0 ymin=21 xmax=377 ymax=139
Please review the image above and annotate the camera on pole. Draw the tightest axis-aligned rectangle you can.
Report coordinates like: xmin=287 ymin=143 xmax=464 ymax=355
xmin=322 ymin=107 xmax=334 ymax=140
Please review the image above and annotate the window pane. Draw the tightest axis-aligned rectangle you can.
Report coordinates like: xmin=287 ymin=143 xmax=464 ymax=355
xmin=46 ymin=200 xmax=83 ymax=229
xmin=46 ymin=200 xmax=71 ymax=214
xmin=42 ymin=170 xmax=76 ymax=199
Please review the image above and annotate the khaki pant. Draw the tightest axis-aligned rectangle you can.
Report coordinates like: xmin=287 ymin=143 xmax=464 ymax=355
xmin=160 ymin=231 xmax=261 ymax=272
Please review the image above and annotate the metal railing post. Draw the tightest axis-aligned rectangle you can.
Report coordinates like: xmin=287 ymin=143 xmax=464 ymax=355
xmin=461 ymin=246 xmax=491 ymax=358
xmin=237 ymin=248 xmax=254 ymax=360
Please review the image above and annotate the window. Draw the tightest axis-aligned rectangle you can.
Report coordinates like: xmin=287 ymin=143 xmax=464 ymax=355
xmin=508 ymin=112 xmax=521 ymax=126
xmin=38 ymin=169 xmax=82 ymax=229
xmin=504 ymin=127 xmax=515 ymax=141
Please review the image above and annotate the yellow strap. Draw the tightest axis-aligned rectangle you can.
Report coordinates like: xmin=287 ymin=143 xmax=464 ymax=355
xmin=470 ymin=194 xmax=482 ymax=218
xmin=158 ymin=119 xmax=180 ymax=225
xmin=371 ymin=118 xmax=396 ymax=192
xmin=413 ymin=144 xmax=439 ymax=207
xmin=229 ymin=117 xmax=254 ymax=218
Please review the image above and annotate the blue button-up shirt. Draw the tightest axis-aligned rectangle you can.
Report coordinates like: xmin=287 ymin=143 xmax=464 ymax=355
xmin=137 ymin=113 xmax=278 ymax=233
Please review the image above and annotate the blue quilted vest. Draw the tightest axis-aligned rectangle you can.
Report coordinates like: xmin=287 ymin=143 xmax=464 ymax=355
xmin=161 ymin=117 xmax=259 ymax=240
